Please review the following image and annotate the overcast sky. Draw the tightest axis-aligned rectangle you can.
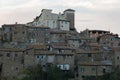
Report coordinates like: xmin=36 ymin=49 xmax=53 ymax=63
xmin=0 ymin=0 xmax=120 ymax=35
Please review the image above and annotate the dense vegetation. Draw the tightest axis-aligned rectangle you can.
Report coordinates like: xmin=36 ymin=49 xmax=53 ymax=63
xmin=13 ymin=64 xmax=74 ymax=80
xmin=97 ymin=67 xmax=120 ymax=80
xmin=79 ymin=67 xmax=120 ymax=80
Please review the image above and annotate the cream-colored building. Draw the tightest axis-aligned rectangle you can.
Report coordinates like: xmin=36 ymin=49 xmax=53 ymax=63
xmin=27 ymin=9 xmax=75 ymax=31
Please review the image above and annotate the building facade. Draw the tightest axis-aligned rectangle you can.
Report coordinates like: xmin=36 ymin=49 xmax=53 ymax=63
xmin=27 ymin=9 xmax=75 ymax=31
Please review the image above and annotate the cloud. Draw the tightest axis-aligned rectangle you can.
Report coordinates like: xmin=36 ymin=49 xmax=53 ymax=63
xmin=0 ymin=0 xmax=30 ymax=9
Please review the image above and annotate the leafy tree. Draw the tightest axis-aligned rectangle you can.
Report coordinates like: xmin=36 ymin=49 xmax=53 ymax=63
xmin=97 ymin=67 xmax=120 ymax=80
xmin=13 ymin=64 xmax=45 ymax=80
xmin=46 ymin=65 xmax=66 ymax=80
xmin=13 ymin=64 xmax=74 ymax=80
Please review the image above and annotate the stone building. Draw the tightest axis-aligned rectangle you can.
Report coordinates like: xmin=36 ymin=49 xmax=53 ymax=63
xmin=12 ymin=24 xmax=28 ymax=44
xmin=112 ymin=47 xmax=120 ymax=67
xmin=0 ymin=48 xmax=24 ymax=79
xmin=77 ymin=62 xmax=112 ymax=80
xmin=50 ymin=29 xmax=68 ymax=43
xmin=2 ymin=24 xmax=14 ymax=42
xmin=0 ymin=47 xmax=36 ymax=80
xmin=34 ymin=48 xmax=55 ymax=66
xmin=50 ymin=43 xmax=75 ymax=71
xmin=97 ymin=33 xmax=119 ymax=47
xmin=27 ymin=9 xmax=75 ymax=31
xmin=2 ymin=24 xmax=29 ymax=48
xmin=80 ymin=29 xmax=110 ymax=42
xmin=27 ymin=26 xmax=50 ymax=44
xmin=75 ymin=48 xmax=112 ymax=80
xmin=0 ymin=28 xmax=2 ymax=44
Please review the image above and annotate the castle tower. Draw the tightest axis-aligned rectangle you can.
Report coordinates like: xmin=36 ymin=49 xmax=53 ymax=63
xmin=64 ymin=9 xmax=75 ymax=31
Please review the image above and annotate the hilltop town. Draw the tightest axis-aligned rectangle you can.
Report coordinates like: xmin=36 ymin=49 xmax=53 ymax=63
xmin=0 ymin=9 xmax=120 ymax=80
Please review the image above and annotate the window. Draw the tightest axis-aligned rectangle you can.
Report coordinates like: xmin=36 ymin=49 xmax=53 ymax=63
xmin=105 ymin=57 xmax=107 ymax=60
xmin=64 ymin=64 xmax=70 ymax=70
xmin=103 ymin=68 xmax=106 ymax=74
xmin=3 ymin=27 xmax=5 ymax=31
xmin=37 ymin=56 xmax=39 ymax=59
xmin=88 ymin=54 xmax=92 ymax=57
xmin=26 ymin=52 xmax=28 ymax=55
xmin=61 ymin=50 xmax=64 ymax=53
xmin=61 ymin=25 xmax=63 ymax=27
xmin=82 ymin=76 xmax=85 ymax=78
xmin=10 ymin=27 xmax=12 ymax=31
xmin=117 ymin=56 xmax=119 ymax=60
xmin=118 ymin=43 xmax=120 ymax=46
xmin=21 ymin=58 xmax=24 ymax=64
xmin=6 ymin=53 xmax=10 ymax=57
xmin=59 ymin=34 xmax=62 ymax=37
xmin=72 ymin=50 xmax=74 ymax=52
xmin=16 ymin=67 xmax=18 ymax=71
xmin=22 ymin=31 xmax=25 ymax=34
xmin=15 ymin=54 xmax=18 ymax=57
xmin=0 ymin=54 xmax=3 ymax=57
xmin=34 ymin=33 xmax=38 ymax=36
xmin=91 ymin=68 xmax=95 ymax=72
xmin=85 ymin=47 xmax=89 ymax=51
xmin=94 ymin=48 xmax=99 ymax=51
xmin=59 ymin=49 xmax=61 ymax=53
xmin=14 ymin=32 xmax=17 ymax=34
xmin=80 ymin=67 xmax=85 ymax=72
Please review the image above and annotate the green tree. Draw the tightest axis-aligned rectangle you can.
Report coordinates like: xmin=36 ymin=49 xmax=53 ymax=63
xmin=97 ymin=67 xmax=120 ymax=80
xmin=46 ymin=65 xmax=74 ymax=80
xmin=13 ymin=64 xmax=45 ymax=80
xmin=13 ymin=64 xmax=74 ymax=80
xmin=46 ymin=65 xmax=66 ymax=80
xmin=13 ymin=65 xmax=74 ymax=80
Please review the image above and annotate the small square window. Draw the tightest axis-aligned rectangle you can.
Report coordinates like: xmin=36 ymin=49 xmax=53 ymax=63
xmin=117 ymin=56 xmax=119 ymax=60
xmin=103 ymin=68 xmax=106 ymax=74
xmin=37 ymin=56 xmax=39 ymax=59
xmin=88 ymin=54 xmax=92 ymax=57
xmin=0 ymin=54 xmax=3 ymax=57
xmin=16 ymin=67 xmax=18 ymax=71
xmin=14 ymin=32 xmax=17 ymax=34
xmin=15 ymin=54 xmax=18 ymax=57
xmin=6 ymin=53 xmax=10 ymax=57
xmin=22 ymin=31 xmax=25 ymax=34
xmin=91 ymin=68 xmax=95 ymax=72
xmin=80 ymin=68 xmax=85 ymax=72
xmin=26 ymin=52 xmax=28 ymax=55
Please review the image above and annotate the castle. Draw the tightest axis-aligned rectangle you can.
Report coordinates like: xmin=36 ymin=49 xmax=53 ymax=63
xmin=0 ymin=9 xmax=120 ymax=80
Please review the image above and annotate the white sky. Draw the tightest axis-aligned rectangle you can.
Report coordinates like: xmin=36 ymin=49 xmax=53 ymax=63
xmin=0 ymin=0 xmax=120 ymax=35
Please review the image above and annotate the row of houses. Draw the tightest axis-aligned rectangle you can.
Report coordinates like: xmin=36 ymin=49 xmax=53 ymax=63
xmin=0 ymin=9 xmax=120 ymax=80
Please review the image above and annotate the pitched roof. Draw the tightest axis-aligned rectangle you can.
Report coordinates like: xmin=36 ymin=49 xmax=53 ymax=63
xmin=78 ymin=61 xmax=112 ymax=66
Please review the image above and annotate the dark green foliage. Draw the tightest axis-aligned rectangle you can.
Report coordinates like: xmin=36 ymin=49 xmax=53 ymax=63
xmin=13 ymin=64 xmax=74 ymax=80
xmin=97 ymin=67 xmax=120 ymax=80
xmin=46 ymin=65 xmax=74 ymax=80
xmin=82 ymin=67 xmax=120 ymax=80
xmin=47 ymin=65 xmax=65 ymax=80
